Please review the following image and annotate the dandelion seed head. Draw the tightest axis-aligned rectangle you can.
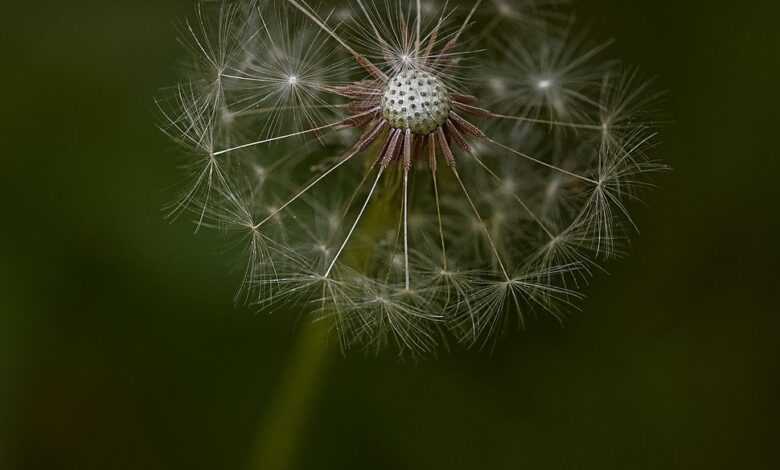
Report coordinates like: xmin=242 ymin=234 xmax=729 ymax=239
xmin=158 ymin=0 xmax=666 ymax=353
xmin=381 ymin=70 xmax=451 ymax=135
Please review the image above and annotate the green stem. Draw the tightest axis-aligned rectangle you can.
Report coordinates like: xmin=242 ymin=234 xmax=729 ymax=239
xmin=247 ymin=320 xmax=333 ymax=470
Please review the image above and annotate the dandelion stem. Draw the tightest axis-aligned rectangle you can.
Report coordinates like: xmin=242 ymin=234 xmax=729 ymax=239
xmin=248 ymin=321 xmax=332 ymax=470
xmin=428 ymin=134 xmax=448 ymax=271
xmin=450 ymin=166 xmax=512 ymax=281
xmin=324 ymin=165 xmax=386 ymax=279
xmin=286 ymin=0 xmax=387 ymax=80
xmin=232 ymin=103 xmax=351 ymax=118
xmin=415 ymin=0 xmax=422 ymax=56
xmin=403 ymin=169 xmax=411 ymax=290
xmin=486 ymin=137 xmax=600 ymax=185
xmin=187 ymin=13 xmax=218 ymax=71
xmin=252 ymin=148 xmax=363 ymax=230
xmin=466 ymin=150 xmax=556 ymax=240
xmin=213 ymin=108 xmax=378 ymax=156
xmin=423 ymin=16 xmax=442 ymax=62
xmin=457 ymin=102 xmax=606 ymax=131
xmin=489 ymin=112 xmax=606 ymax=131
xmin=402 ymin=129 xmax=412 ymax=290
xmin=356 ymin=0 xmax=391 ymax=55
xmin=452 ymin=0 xmax=483 ymax=47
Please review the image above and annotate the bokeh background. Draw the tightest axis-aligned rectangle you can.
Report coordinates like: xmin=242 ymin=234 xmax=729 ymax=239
xmin=2 ymin=1 xmax=778 ymax=468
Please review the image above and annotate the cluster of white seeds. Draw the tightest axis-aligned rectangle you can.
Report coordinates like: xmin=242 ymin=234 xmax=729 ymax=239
xmin=162 ymin=0 xmax=662 ymax=353
xmin=381 ymin=70 xmax=451 ymax=135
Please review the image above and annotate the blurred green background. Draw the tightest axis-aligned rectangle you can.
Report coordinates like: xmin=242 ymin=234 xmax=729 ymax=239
xmin=1 ymin=1 xmax=778 ymax=469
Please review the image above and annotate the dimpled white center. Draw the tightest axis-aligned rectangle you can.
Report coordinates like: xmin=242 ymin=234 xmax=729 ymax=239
xmin=381 ymin=70 xmax=451 ymax=135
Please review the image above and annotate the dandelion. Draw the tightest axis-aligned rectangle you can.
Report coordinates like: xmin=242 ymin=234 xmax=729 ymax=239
xmin=159 ymin=0 xmax=665 ymax=353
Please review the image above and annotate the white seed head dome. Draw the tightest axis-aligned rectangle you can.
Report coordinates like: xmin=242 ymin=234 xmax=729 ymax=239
xmin=381 ymin=70 xmax=451 ymax=135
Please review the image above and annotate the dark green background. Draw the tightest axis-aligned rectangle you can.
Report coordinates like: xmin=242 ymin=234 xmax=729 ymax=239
xmin=2 ymin=1 xmax=778 ymax=468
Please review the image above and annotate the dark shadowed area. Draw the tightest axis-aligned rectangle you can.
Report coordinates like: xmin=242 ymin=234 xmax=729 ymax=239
xmin=1 ymin=1 xmax=778 ymax=469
